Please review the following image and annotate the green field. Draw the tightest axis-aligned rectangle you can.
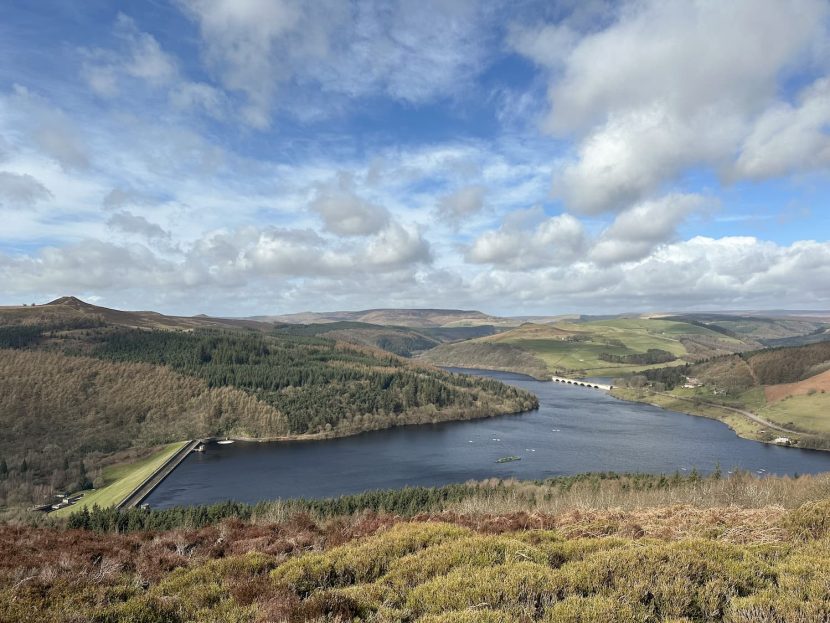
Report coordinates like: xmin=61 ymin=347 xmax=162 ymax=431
xmin=53 ymin=441 xmax=187 ymax=516
xmin=612 ymin=387 xmax=768 ymax=441
xmin=420 ymin=317 xmax=752 ymax=378
xmin=491 ymin=319 xmax=729 ymax=376
xmin=760 ymin=392 xmax=830 ymax=435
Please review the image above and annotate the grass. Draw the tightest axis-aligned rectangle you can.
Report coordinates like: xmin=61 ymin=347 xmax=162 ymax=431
xmin=760 ymin=392 xmax=830 ymax=435
xmin=53 ymin=441 xmax=187 ymax=516
xmin=487 ymin=319 xmax=736 ymax=376
xmin=611 ymin=388 xmax=768 ymax=442
xmin=421 ymin=317 xmax=753 ymax=379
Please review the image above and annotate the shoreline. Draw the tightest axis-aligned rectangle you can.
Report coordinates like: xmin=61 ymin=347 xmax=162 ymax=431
xmin=610 ymin=387 xmax=829 ymax=453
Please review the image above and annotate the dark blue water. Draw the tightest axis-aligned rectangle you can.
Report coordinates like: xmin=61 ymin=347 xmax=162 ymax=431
xmin=145 ymin=368 xmax=830 ymax=508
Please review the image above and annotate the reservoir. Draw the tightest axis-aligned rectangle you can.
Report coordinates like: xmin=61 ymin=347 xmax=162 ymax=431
xmin=145 ymin=368 xmax=830 ymax=508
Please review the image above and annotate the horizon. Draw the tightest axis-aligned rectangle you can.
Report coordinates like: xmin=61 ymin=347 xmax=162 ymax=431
xmin=12 ymin=294 xmax=830 ymax=321
xmin=1 ymin=1 xmax=829 ymax=316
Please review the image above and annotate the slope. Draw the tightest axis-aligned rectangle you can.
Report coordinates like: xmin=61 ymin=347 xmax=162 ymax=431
xmin=420 ymin=317 xmax=754 ymax=377
xmin=0 ymin=302 xmax=538 ymax=509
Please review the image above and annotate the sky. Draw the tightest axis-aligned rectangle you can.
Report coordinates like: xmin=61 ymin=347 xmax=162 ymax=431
xmin=1 ymin=0 xmax=829 ymax=317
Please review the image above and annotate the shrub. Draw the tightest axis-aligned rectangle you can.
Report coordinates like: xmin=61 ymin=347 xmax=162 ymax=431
xmin=543 ymin=594 xmax=652 ymax=622
xmin=405 ymin=561 xmax=562 ymax=615
xmin=782 ymin=500 xmax=830 ymax=540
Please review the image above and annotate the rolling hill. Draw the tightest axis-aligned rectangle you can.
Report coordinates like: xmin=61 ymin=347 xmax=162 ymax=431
xmin=250 ymin=307 xmax=563 ymax=328
xmin=0 ymin=299 xmax=537 ymax=509
xmin=419 ymin=316 xmax=762 ymax=378
xmin=1 ymin=296 xmax=277 ymax=332
xmin=616 ymin=341 xmax=830 ymax=448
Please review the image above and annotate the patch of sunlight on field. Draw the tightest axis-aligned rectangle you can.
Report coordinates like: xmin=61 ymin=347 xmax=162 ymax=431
xmin=495 ymin=318 xmax=692 ymax=374
xmin=761 ymin=392 xmax=830 ymax=435
xmin=54 ymin=441 xmax=187 ymax=515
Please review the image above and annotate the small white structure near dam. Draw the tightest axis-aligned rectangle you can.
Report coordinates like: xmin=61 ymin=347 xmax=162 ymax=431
xmin=551 ymin=376 xmax=613 ymax=391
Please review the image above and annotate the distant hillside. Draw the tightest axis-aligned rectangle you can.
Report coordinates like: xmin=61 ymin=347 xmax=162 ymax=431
xmin=662 ymin=313 xmax=829 ymax=346
xmin=0 ymin=296 xmax=276 ymax=332
xmin=419 ymin=317 xmax=759 ymax=377
xmin=618 ymin=341 xmax=830 ymax=449
xmin=0 ymin=301 xmax=537 ymax=508
xmin=272 ymin=321 xmax=501 ymax=357
xmin=252 ymin=307 xmax=517 ymax=328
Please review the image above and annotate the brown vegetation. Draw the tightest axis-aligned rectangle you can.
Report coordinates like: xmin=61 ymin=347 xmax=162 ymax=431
xmin=0 ymin=349 xmax=284 ymax=507
xmin=765 ymin=368 xmax=830 ymax=402
xmin=4 ymin=473 xmax=830 ymax=622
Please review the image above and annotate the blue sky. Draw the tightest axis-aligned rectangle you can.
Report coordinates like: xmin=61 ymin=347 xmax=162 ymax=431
xmin=1 ymin=0 xmax=829 ymax=316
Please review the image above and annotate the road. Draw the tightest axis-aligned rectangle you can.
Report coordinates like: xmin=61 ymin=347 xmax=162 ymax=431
xmin=648 ymin=390 xmax=799 ymax=436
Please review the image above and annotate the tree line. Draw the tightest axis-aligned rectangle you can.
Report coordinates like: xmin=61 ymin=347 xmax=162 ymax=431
xmin=0 ymin=325 xmax=536 ymax=507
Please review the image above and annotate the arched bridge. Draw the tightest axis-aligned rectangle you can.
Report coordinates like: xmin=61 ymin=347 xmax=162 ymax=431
xmin=551 ymin=376 xmax=612 ymax=391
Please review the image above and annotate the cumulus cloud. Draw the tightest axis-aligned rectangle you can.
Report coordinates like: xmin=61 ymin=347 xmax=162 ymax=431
xmin=310 ymin=173 xmax=390 ymax=236
xmin=362 ymin=222 xmax=431 ymax=269
xmin=513 ymin=0 xmax=830 ymax=213
xmin=82 ymin=14 xmax=177 ymax=95
xmin=463 ymin=236 xmax=830 ymax=312
xmin=735 ymin=77 xmax=830 ymax=179
xmin=7 ymin=86 xmax=90 ymax=170
xmin=177 ymin=0 xmax=491 ymax=127
xmin=102 ymin=187 xmax=156 ymax=210
xmin=176 ymin=0 xmax=307 ymax=128
xmin=82 ymin=14 xmax=226 ymax=122
xmin=590 ymin=194 xmax=709 ymax=265
xmin=436 ymin=185 xmax=485 ymax=224
xmin=107 ymin=211 xmax=169 ymax=240
xmin=466 ymin=211 xmax=586 ymax=269
xmin=0 ymin=172 xmax=52 ymax=207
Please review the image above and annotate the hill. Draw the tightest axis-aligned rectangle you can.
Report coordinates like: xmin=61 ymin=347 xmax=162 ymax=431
xmin=1 ymin=296 xmax=277 ymax=332
xmin=6 ymin=472 xmax=830 ymax=622
xmin=272 ymin=321 xmax=502 ymax=357
xmin=660 ymin=312 xmax=829 ymax=346
xmin=419 ymin=317 xmax=761 ymax=378
xmin=252 ymin=308 xmax=526 ymax=328
xmin=0 ymin=301 xmax=537 ymax=509
xmin=616 ymin=341 xmax=830 ymax=448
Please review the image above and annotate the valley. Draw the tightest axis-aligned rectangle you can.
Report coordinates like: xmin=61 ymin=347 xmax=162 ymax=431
xmin=0 ymin=298 xmax=536 ymax=513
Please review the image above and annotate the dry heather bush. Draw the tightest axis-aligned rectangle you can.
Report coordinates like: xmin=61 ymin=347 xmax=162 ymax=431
xmin=781 ymin=498 xmax=830 ymax=540
xmin=417 ymin=610 xmax=517 ymax=623
xmin=7 ymin=490 xmax=830 ymax=622
xmin=405 ymin=560 xmax=560 ymax=615
xmin=272 ymin=522 xmax=470 ymax=595
xmin=543 ymin=594 xmax=650 ymax=622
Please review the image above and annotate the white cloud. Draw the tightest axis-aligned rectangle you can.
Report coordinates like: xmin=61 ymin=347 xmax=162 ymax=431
xmin=170 ymin=82 xmax=228 ymax=119
xmin=436 ymin=185 xmax=486 ymax=224
xmin=590 ymin=194 xmax=708 ymax=264
xmin=117 ymin=15 xmax=178 ymax=85
xmin=309 ymin=172 xmax=390 ymax=236
xmin=0 ymin=171 xmax=52 ymax=207
xmin=176 ymin=0 xmax=492 ymax=127
xmin=107 ymin=211 xmax=170 ymax=240
xmin=466 ymin=211 xmax=586 ymax=269
xmin=735 ymin=77 xmax=830 ymax=179
xmin=513 ymin=0 xmax=830 ymax=213
xmin=176 ymin=0 xmax=305 ymax=128
xmin=102 ymin=187 xmax=156 ymax=210
xmin=462 ymin=236 xmax=830 ymax=312
xmin=82 ymin=14 xmax=178 ymax=95
xmin=362 ymin=222 xmax=431 ymax=269
xmin=7 ymin=87 xmax=90 ymax=171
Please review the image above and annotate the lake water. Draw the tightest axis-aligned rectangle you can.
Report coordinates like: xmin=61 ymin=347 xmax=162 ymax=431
xmin=145 ymin=368 xmax=830 ymax=508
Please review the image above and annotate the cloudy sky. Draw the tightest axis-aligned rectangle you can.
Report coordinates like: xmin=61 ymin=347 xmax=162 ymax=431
xmin=1 ymin=0 xmax=829 ymax=316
